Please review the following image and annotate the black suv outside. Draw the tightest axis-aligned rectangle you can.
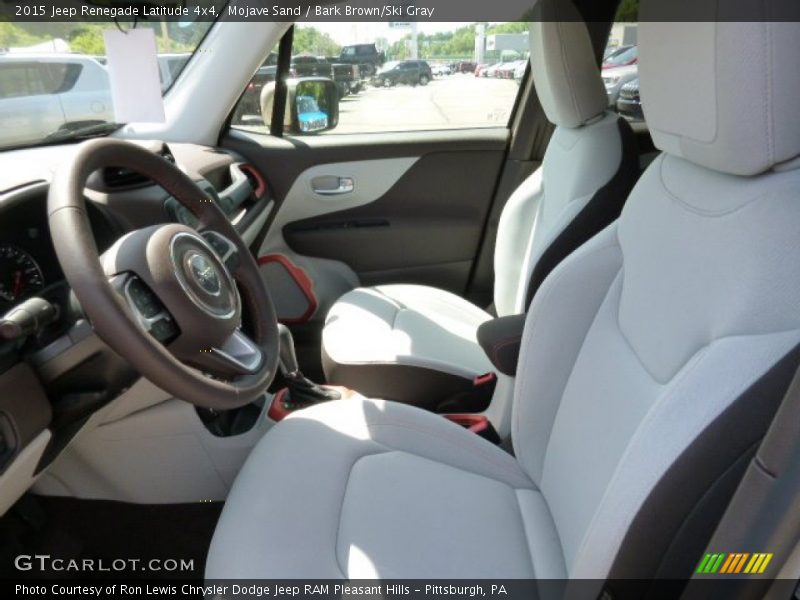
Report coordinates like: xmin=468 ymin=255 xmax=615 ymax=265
xmin=338 ymin=43 xmax=385 ymax=77
xmin=372 ymin=60 xmax=433 ymax=87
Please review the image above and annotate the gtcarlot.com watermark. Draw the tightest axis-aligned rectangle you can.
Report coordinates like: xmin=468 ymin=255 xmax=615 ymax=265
xmin=14 ymin=554 xmax=194 ymax=573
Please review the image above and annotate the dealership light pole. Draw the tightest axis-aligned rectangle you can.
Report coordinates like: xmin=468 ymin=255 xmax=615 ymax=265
xmin=410 ymin=21 xmax=418 ymax=58
xmin=475 ymin=23 xmax=486 ymax=64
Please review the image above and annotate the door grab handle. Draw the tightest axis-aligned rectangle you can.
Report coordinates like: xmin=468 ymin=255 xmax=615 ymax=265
xmin=312 ymin=176 xmax=354 ymax=196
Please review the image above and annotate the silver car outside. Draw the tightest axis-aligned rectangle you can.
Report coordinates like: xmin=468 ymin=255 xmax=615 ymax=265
xmin=0 ymin=54 xmax=113 ymax=148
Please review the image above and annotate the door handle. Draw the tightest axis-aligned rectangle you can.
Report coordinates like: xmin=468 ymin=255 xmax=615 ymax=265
xmin=312 ymin=176 xmax=354 ymax=196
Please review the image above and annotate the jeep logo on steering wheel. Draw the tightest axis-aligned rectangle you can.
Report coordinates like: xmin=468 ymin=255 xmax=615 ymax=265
xmin=187 ymin=252 xmax=221 ymax=297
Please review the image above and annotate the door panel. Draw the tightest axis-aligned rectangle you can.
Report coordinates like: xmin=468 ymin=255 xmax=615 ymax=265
xmin=223 ymin=128 xmax=509 ymax=325
xmin=283 ymin=150 xmax=505 ymax=290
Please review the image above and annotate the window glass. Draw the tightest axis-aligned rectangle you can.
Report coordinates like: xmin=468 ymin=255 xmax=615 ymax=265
xmin=47 ymin=63 xmax=83 ymax=94
xmin=0 ymin=19 xmax=214 ymax=149
xmin=605 ymin=1 xmax=643 ymax=125
xmin=0 ymin=63 xmax=44 ymax=98
xmin=603 ymin=45 xmax=637 ymax=67
xmin=230 ymin=21 xmax=527 ymax=136
xmin=230 ymin=42 xmax=282 ymax=127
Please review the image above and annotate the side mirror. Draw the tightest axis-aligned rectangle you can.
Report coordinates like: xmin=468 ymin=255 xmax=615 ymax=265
xmin=288 ymin=78 xmax=339 ymax=135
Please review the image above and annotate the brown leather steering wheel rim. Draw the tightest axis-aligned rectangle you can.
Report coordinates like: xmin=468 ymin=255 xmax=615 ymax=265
xmin=47 ymin=138 xmax=279 ymax=409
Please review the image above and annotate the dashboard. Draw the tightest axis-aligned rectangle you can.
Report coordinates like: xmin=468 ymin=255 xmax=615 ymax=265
xmin=0 ymin=139 xmax=272 ymax=509
xmin=0 ymin=141 xmax=269 ymax=321
xmin=0 ymin=193 xmax=119 ymax=314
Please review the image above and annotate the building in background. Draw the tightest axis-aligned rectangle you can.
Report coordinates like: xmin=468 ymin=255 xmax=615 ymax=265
xmin=606 ymin=22 xmax=638 ymax=53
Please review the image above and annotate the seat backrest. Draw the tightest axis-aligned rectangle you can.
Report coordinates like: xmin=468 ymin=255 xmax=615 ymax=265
xmin=493 ymin=0 xmax=639 ymax=316
xmin=512 ymin=4 xmax=800 ymax=582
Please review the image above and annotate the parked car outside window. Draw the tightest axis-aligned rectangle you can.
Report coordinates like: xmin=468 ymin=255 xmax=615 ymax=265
xmin=372 ymin=59 xmax=432 ymax=87
xmin=616 ymin=77 xmax=643 ymax=122
xmin=230 ymin=22 xmax=525 ymax=135
xmin=0 ymin=55 xmax=111 ymax=148
xmin=0 ymin=20 xmax=212 ymax=150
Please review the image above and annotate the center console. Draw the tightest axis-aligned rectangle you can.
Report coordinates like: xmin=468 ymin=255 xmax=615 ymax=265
xmin=267 ymin=321 xmax=517 ymax=445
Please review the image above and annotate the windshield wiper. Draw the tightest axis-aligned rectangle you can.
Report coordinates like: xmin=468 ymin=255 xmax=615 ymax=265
xmin=41 ymin=122 xmax=123 ymax=144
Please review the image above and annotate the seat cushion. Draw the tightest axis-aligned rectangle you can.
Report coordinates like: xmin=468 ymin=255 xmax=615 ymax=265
xmin=206 ymin=398 xmax=566 ymax=579
xmin=322 ymin=285 xmax=494 ymax=407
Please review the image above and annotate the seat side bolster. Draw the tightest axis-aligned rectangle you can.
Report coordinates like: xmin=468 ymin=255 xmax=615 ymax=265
xmin=512 ymin=224 xmax=624 ymax=483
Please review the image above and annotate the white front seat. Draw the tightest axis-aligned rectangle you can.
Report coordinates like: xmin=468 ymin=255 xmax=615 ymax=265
xmin=321 ymin=1 xmax=639 ymax=409
xmin=208 ymin=8 xmax=800 ymax=585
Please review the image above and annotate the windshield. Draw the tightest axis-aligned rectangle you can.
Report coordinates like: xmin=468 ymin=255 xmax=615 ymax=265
xmin=603 ymin=45 xmax=638 ymax=67
xmin=0 ymin=19 xmax=214 ymax=150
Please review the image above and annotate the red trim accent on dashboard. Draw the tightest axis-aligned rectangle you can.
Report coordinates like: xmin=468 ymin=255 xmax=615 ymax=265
xmin=257 ymin=254 xmax=318 ymax=324
xmin=239 ymin=164 xmax=267 ymax=198
xmin=443 ymin=414 xmax=490 ymax=435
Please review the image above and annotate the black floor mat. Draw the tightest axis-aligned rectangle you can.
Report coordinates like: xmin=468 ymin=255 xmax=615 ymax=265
xmin=0 ymin=495 xmax=222 ymax=580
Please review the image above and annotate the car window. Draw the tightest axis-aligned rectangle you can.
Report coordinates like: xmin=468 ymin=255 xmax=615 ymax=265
xmin=230 ymin=22 xmax=527 ymax=136
xmin=603 ymin=45 xmax=637 ymax=67
xmin=229 ymin=40 xmax=283 ymax=128
xmin=49 ymin=63 xmax=83 ymax=93
xmin=0 ymin=63 xmax=49 ymax=98
xmin=0 ymin=20 xmax=214 ymax=150
xmin=166 ymin=57 xmax=189 ymax=80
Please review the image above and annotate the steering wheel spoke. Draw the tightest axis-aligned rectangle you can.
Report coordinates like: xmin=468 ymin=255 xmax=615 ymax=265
xmin=200 ymin=229 xmax=241 ymax=273
xmin=183 ymin=329 xmax=263 ymax=378
xmin=110 ymin=273 xmax=179 ymax=344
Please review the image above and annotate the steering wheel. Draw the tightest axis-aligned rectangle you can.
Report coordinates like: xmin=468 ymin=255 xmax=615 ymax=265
xmin=47 ymin=138 xmax=279 ymax=409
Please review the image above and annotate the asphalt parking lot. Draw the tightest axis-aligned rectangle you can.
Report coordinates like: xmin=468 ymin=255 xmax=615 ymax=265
xmin=237 ymin=74 xmax=521 ymax=135
xmin=336 ymin=74 xmax=520 ymax=133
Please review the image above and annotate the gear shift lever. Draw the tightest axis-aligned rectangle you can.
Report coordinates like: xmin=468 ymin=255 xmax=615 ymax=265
xmin=277 ymin=323 xmax=341 ymax=405
xmin=278 ymin=323 xmax=301 ymax=376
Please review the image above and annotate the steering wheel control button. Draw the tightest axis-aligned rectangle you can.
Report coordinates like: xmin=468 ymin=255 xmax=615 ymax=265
xmin=186 ymin=252 xmax=222 ymax=296
xmin=201 ymin=231 xmax=240 ymax=272
xmin=126 ymin=277 xmax=162 ymax=319
xmin=169 ymin=232 xmax=238 ymax=320
xmin=150 ymin=318 xmax=178 ymax=343
xmin=121 ymin=276 xmax=178 ymax=343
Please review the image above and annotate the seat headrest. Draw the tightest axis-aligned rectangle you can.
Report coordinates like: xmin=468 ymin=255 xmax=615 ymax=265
xmin=529 ymin=0 xmax=607 ymax=129
xmin=639 ymin=1 xmax=800 ymax=176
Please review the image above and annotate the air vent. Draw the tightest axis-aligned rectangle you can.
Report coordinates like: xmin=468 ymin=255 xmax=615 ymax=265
xmin=101 ymin=166 xmax=150 ymax=189
xmin=99 ymin=143 xmax=176 ymax=190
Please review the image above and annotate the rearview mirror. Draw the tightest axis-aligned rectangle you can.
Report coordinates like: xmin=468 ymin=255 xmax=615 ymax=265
xmin=288 ymin=78 xmax=339 ymax=135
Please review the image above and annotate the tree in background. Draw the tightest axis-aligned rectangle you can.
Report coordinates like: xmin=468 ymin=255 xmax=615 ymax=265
xmin=1 ymin=20 xmax=209 ymax=55
xmin=488 ymin=22 xmax=529 ymax=35
xmin=0 ymin=22 xmax=47 ymax=49
xmin=67 ymin=24 xmax=106 ymax=54
xmin=388 ymin=22 xmax=531 ymax=61
xmin=293 ymin=26 xmax=341 ymax=57
xmin=615 ymin=0 xmax=639 ymax=21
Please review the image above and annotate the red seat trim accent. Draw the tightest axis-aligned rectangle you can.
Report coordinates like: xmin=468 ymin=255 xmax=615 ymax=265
xmin=473 ymin=372 xmax=497 ymax=387
xmin=443 ymin=413 xmax=490 ymax=435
